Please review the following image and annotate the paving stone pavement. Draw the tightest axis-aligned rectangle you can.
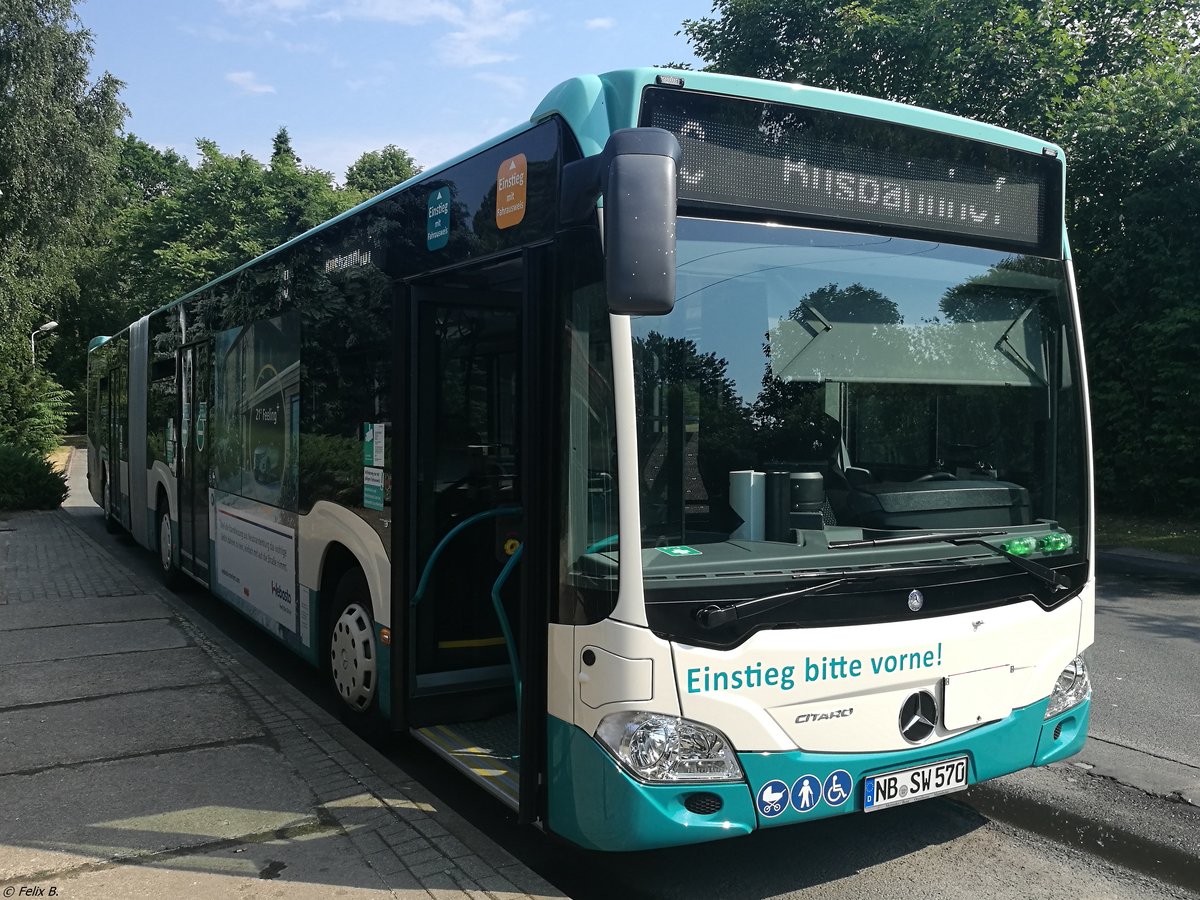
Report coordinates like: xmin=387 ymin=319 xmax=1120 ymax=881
xmin=0 ymin=480 xmax=564 ymax=900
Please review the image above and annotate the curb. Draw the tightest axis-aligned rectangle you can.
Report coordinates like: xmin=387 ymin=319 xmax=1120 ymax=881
xmin=966 ymin=774 xmax=1200 ymax=896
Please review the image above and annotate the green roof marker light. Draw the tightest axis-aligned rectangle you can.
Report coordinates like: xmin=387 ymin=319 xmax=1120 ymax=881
xmin=1002 ymin=533 xmax=1074 ymax=556
xmin=1002 ymin=536 xmax=1039 ymax=556
xmin=1040 ymin=532 xmax=1074 ymax=553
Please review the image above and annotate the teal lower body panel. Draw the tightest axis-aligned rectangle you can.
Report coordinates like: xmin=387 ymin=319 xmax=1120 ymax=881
xmin=546 ymin=697 xmax=1090 ymax=850
xmin=1035 ymin=696 xmax=1090 ymax=765
xmin=740 ymin=696 xmax=1092 ymax=829
xmin=374 ymin=622 xmax=392 ymax=719
xmin=546 ymin=715 xmax=757 ymax=851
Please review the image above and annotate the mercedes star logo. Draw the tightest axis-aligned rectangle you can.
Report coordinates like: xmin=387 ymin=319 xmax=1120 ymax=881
xmin=899 ymin=690 xmax=938 ymax=743
xmin=907 ymin=589 xmax=924 ymax=612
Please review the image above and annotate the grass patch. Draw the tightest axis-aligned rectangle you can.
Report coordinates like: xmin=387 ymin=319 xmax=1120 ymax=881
xmin=1096 ymin=511 xmax=1200 ymax=556
xmin=47 ymin=446 xmax=72 ymax=473
xmin=46 ymin=435 xmax=85 ymax=473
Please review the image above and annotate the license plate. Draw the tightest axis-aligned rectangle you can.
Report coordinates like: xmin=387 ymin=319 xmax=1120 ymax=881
xmin=863 ymin=757 xmax=969 ymax=812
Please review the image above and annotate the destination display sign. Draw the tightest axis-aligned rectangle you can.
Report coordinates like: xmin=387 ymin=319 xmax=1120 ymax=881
xmin=639 ymin=87 xmax=1061 ymax=255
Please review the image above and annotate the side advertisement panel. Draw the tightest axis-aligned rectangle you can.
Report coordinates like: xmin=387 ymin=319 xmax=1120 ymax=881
xmin=211 ymin=493 xmax=310 ymax=651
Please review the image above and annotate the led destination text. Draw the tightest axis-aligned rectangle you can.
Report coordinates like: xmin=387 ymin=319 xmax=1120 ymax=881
xmin=782 ymin=159 xmax=1008 ymax=227
xmin=640 ymin=87 xmax=1059 ymax=254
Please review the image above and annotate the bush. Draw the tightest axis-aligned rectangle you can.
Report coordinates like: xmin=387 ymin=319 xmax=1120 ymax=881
xmin=0 ymin=443 xmax=69 ymax=510
xmin=0 ymin=357 xmax=72 ymax=457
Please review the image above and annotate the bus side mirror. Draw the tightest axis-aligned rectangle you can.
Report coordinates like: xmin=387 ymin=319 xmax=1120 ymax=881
xmin=561 ymin=128 xmax=680 ymax=316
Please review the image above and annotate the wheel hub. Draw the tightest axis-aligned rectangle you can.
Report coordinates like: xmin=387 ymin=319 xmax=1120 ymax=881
xmin=330 ymin=603 xmax=377 ymax=711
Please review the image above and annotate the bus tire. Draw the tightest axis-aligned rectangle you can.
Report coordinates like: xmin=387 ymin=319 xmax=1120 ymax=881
xmin=326 ymin=568 xmax=383 ymax=732
xmin=156 ymin=506 xmax=180 ymax=589
xmin=102 ymin=470 xmax=119 ymax=534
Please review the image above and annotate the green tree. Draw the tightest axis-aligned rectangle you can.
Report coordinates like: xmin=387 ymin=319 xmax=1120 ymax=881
xmin=111 ymin=134 xmax=350 ymax=314
xmin=110 ymin=133 xmax=192 ymax=205
xmin=753 ymin=284 xmax=897 ymax=462
xmin=680 ymin=0 xmax=1198 ymax=134
xmin=0 ymin=0 xmax=123 ymax=449
xmin=344 ymin=145 xmax=422 ymax=196
xmin=1065 ymin=57 xmax=1200 ymax=509
xmin=680 ymin=0 xmax=1200 ymax=512
xmin=46 ymin=136 xmax=193 ymax=427
xmin=271 ymin=126 xmax=301 ymax=168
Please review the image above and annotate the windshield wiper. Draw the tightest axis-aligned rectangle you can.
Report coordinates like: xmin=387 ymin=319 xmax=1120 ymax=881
xmin=828 ymin=531 xmax=1072 ymax=592
xmin=695 ymin=577 xmax=849 ymax=629
xmin=693 ymin=559 xmax=977 ymax=629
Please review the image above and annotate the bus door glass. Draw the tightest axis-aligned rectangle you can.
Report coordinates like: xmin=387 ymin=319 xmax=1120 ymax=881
xmin=407 ymin=266 xmax=523 ymax=709
xmin=107 ymin=361 xmax=126 ymax=514
xmin=178 ymin=341 xmax=214 ymax=582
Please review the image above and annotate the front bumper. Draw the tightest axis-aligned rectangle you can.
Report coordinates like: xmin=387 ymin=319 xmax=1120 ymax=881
xmin=546 ymin=696 xmax=1090 ymax=851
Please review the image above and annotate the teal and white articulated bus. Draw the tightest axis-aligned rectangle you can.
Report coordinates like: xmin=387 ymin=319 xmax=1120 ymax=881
xmin=87 ymin=68 xmax=1093 ymax=851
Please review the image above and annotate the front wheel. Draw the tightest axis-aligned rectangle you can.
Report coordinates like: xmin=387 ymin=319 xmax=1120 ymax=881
xmin=327 ymin=569 xmax=382 ymax=729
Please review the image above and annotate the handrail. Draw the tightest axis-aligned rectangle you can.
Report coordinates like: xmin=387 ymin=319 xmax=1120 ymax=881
xmin=491 ymin=545 xmax=524 ymax=709
xmin=409 ymin=506 xmax=522 ymax=607
xmin=586 ymin=534 xmax=619 ymax=553
xmin=411 ymin=504 xmax=525 ymax=709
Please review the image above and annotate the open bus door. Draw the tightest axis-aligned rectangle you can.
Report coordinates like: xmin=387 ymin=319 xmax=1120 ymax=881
xmin=399 ymin=250 xmax=550 ymax=823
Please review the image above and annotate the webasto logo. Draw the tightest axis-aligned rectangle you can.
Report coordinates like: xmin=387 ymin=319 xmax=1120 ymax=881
xmin=271 ymin=581 xmax=293 ymax=604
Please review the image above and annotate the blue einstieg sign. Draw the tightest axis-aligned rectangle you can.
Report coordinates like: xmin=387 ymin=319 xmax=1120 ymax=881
xmin=427 ymin=188 xmax=450 ymax=250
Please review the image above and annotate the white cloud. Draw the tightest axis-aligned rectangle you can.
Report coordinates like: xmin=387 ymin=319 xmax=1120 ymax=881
xmin=215 ymin=0 xmax=535 ymax=69
xmin=346 ymin=75 xmax=387 ymax=91
xmin=226 ymin=71 xmax=277 ymax=94
xmin=185 ymin=23 xmax=324 ymax=54
xmin=220 ymin=0 xmax=312 ymax=15
xmin=262 ymin=29 xmax=326 ymax=53
xmin=327 ymin=0 xmax=459 ymax=24
xmin=182 ymin=23 xmax=254 ymax=44
xmin=328 ymin=0 xmax=532 ymax=64
xmin=474 ymin=71 xmax=526 ymax=97
xmin=444 ymin=0 xmax=534 ymax=65
xmin=585 ymin=17 xmax=615 ymax=29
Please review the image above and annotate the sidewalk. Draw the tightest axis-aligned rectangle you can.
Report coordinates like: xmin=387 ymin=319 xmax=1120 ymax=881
xmin=0 ymin=452 xmax=563 ymax=899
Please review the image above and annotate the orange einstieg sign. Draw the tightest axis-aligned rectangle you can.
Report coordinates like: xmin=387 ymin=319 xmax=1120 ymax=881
xmin=496 ymin=154 xmax=527 ymax=229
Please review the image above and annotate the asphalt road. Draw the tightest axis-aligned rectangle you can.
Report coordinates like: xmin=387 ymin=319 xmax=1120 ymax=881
xmin=61 ymin=474 xmax=1198 ymax=900
xmin=1090 ymin=566 xmax=1200 ymax=768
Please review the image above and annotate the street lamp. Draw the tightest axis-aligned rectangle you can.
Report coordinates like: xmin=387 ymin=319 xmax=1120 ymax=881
xmin=31 ymin=320 xmax=58 ymax=364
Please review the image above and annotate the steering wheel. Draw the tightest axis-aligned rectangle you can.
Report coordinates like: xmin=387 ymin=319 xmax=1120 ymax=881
xmin=914 ymin=472 xmax=958 ymax=482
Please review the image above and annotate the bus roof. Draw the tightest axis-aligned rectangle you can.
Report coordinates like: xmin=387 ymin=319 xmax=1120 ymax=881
xmin=92 ymin=66 xmax=1067 ymax=346
xmin=534 ymin=68 xmax=1065 ymax=161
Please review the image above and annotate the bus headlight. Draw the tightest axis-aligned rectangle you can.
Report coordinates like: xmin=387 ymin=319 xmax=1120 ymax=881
xmin=1045 ymin=655 xmax=1091 ymax=719
xmin=595 ymin=712 xmax=744 ymax=783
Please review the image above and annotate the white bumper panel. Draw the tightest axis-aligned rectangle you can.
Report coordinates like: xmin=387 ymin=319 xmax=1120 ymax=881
xmin=570 ymin=617 xmax=680 ymax=737
xmin=673 ymin=596 xmax=1083 ymax=753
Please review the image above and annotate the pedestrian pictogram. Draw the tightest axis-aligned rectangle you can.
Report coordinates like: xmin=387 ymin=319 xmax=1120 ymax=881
xmin=790 ymin=774 xmax=822 ymax=812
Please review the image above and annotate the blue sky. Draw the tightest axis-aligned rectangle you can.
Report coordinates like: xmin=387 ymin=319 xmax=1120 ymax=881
xmin=78 ymin=0 xmax=707 ymax=181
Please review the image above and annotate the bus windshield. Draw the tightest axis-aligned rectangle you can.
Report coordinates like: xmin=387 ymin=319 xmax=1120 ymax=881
xmin=630 ymin=217 xmax=1086 ymax=580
